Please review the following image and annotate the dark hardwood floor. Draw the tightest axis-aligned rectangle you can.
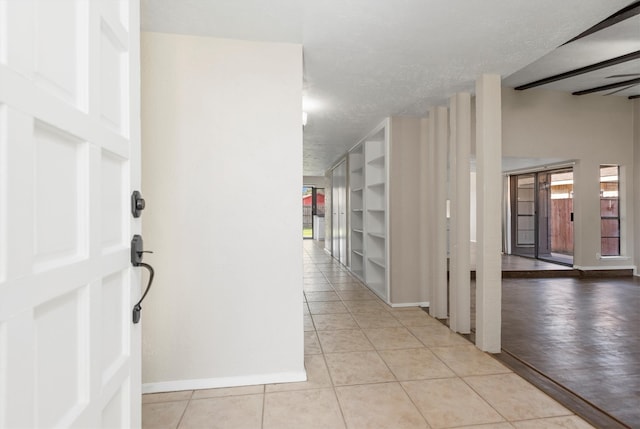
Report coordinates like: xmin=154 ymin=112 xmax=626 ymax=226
xmin=498 ymin=276 xmax=640 ymax=428
xmin=452 ymin=255 xmax=640 ymax=427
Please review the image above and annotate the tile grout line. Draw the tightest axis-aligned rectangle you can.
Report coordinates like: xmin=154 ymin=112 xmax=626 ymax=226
xmin=260 ymin=384 xmax=266 ymax=429
xmin=458 ymin=375 xmax=514 ymax=426
xmin=396 ymin=380 xmax=436 ymax=429
xmin=325 ymin=269 xmax=379 ymax=429
xmin=309 ymin=244 xmax=506 ymax=428
xmin=325 ymin=262 xmax=438 ymax=429
xmin=312 ymin=250 xmax=352 ymax=428
xmin=173 ymin=390 xmax=194 ymax=429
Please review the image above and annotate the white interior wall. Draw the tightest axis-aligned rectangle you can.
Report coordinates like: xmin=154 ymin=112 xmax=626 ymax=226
xmin=502 ymin=88 xmax=635 ymax=270
xmin=141 ymin=32 xmax=304 ymax=391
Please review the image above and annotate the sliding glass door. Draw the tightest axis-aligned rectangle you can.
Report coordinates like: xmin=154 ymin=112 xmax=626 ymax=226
xmin=510 ymin=168 xmax=574 ymax=266
xmin=538 ymin=169 xmax=574 ymax=265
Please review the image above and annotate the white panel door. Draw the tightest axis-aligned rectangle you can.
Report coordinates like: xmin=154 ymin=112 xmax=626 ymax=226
xmin=0 ymin=1 xmax=141 ymax=428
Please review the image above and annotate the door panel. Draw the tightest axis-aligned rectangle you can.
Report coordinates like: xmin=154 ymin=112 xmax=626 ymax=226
xmin=34 ymin=0 xmax=88 ymax=109
xmin=0 ymin=1 xmax=141 ymax=428
xmin=540 ymin=169 xmax=573 ymax=265
xmin=34 ymin=288 xmax=88 ymax=428
xmin=33 ymin=121 xmax=87 ymax=270
xmin=511 ymin=174 xmax=535 ymax=257
xmin=537 ymin=172 xmax=551 ymax=258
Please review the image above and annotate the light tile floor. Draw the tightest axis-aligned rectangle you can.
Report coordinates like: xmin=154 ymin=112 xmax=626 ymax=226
xmin=142 ymin=241 xmax=594 ymax=429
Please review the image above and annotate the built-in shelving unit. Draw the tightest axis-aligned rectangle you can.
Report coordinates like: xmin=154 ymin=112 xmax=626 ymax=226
xmin=340 ymin=117 xmax=424 ymax=307
xmin=364 ymin=127 xmax=388 ymax=300
xmin=348 ymin=144 xmax=365 ymax=281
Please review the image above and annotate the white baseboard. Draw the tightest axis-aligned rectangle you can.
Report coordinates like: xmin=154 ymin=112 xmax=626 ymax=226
xmin=142 ymin=370 xmax=307 ymax=394
xmin=390 ymin=301 xmax=430 ymax=308
xmin=573 ymin=265 xmax=636 ymax=271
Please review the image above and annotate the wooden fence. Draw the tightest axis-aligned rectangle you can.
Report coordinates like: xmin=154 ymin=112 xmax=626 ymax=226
xmin=303 ymin=205 xmax=313 ymax=230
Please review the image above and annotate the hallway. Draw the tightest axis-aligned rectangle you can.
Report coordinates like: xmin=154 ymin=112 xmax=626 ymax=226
xmin=141 ymin=240 xmax=593 ymax=428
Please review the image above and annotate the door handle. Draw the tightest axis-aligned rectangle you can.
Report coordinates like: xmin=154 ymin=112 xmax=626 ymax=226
xmin=131 ymin=234 xmax=154 ymax=324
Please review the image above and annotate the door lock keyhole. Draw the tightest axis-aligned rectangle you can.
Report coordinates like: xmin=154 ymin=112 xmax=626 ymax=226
xmin=131 ymin=190 xmax=146 ymax=218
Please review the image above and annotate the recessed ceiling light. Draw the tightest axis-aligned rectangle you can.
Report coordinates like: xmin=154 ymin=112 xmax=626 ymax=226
xmin=303 ymin=96 xmax=323 ymax=112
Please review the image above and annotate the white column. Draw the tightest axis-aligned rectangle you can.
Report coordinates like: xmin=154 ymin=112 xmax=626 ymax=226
xmin=449 ymin=93 xmax=471 ymax=333
xmin=419 ymin=118 xmax=430 ymax=304
xmin=475 ymin=74 xmax=502 ymax=352
xmin=426 ymin=109 xmax=437 ymax=316
xmin=430 ymin=106 xmax=449 ymax=319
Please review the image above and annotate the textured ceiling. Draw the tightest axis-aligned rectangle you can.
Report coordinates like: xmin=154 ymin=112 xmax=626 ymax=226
xmin=141 ymin=0 xmax=634 ymax=175
xmin=504 ymin=14 xmax=640 ymax=96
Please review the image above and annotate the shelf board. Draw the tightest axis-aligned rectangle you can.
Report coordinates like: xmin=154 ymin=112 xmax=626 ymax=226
xmin=367 ymin=208 xmax=384 ymax=213
xmin=352 ymin=229 xmax=364 ymax=234
xmin=352 ymin=249 xmax=364 ymax=257
xmin=352 ymin=208 xmax=363 ymax=212
xmin=367 ymin=155 xmax=384 ymax=165
xmin=351 ymin=187 xmax=363 ymax=192
xmin=367 ymin=182 xmax=385 ymax=189
xmin=368 ymin=232 xmax=386 ymax=239
xmin=368 ymin=257 xmax=386 ymax=269
xmin=351 ymin=166 xmax=363 ymax=173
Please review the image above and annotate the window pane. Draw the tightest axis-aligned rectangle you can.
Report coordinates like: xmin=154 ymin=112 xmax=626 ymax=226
xmin=600 ymin=165 xmax=620 ymax=256
xmin=601 ymin=238 xmax=620 ymax=257
xmin=518 ymin=201 xmax=534 ymax=215
xmin=600 ymin=198 xmax=619 ymax=217
xmin=601 ymin=219 xmax=620 ymax=237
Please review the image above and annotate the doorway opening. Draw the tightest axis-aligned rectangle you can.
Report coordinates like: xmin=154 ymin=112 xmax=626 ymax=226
xmin=303 ymin=186 xmax=313 ymax=238
xmin=510 ymin=168 xmax=574 ymax=266
xmin=302 ymin=186 xmax=325 ymax=239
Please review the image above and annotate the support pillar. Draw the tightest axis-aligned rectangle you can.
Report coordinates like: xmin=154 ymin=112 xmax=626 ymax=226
xmin=475 ymin=74 xmax=502 ymax=352
xmin=426 ymin=109 xmax=437 ymax=316
xmin=430 ymin=106 xmax=448 ymax=319
xmin=449 ymin=93 xmax=471 ymax=334
xmin=419 ymin=118 xmax=430 ymax=303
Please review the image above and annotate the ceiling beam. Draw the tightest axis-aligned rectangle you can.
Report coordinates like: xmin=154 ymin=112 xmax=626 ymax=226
xmin=563 ymin=1 xmax=640 ymax=45
xmin=514 ymin=51 xmax=640 ymax=91
xmin=572 ymin=77 xmax=640 ymax=96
